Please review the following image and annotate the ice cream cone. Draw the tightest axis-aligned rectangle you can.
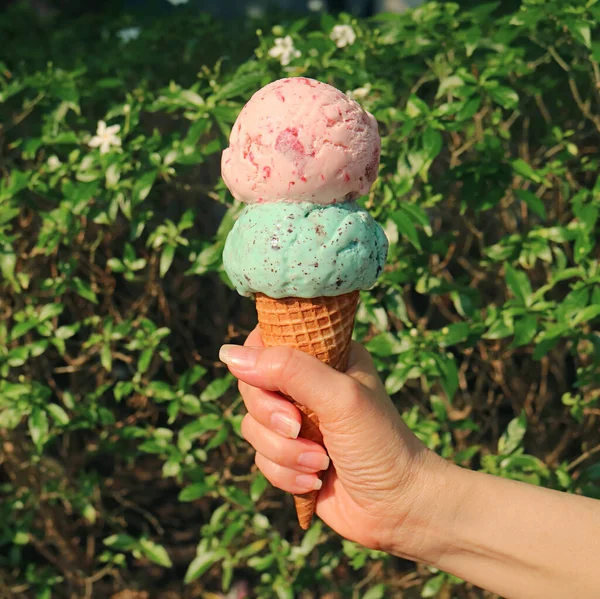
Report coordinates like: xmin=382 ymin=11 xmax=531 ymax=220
xmin=254 ymin=291 xmax=359 ymax=529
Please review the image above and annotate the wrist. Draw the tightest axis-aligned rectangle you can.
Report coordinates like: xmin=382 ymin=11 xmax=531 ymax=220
xmin=383 ymin=450 xmax=469 ymax=565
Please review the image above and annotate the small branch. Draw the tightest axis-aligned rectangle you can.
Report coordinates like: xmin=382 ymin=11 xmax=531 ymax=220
xmin=568 ymin=76 xmax=600 ymax=134
xmin=548 ymin=46 xmax=570 ymax=72
xmin=3 ymin=92 xmax=45 ymax=131
xmin=534 ymin=94 xmax=552 ymax=124
xmin=567 ymin=443 xmax=600 ymax=473
xmin=590 ymin=57 xmax=600 ymax=104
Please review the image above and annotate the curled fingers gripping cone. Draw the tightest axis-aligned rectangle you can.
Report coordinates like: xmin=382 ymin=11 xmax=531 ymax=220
xmin=255 ymin=291 xmax=359 ymax=529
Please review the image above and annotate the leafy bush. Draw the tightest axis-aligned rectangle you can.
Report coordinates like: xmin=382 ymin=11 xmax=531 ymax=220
xmin=1 ymin=1 xmax=599 ymax=597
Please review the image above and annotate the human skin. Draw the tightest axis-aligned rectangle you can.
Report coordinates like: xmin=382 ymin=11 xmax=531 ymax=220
xmin=219 ymin=328 xmax=600 ymax=599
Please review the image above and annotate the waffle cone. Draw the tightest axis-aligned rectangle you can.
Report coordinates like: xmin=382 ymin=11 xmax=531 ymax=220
xmin=254 ymin=291 xmax=359 ymax=530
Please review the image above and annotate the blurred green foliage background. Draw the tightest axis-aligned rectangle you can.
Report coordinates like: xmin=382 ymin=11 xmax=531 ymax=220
xmin=1 ymin=0 xmax=599 ymax=597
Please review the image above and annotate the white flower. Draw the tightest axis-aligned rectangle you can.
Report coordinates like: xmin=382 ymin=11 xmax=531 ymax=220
xmin=307 ymin=0 xmax=324 ymax=11
xmin=47 ymin=155 xmax=62 ymax=171
xmin=88 ymin=121 xmax=122 ymax=155
xmin=117 ymin=27 xmax=141 ymax=43
xmin=167 ymin=0 xmax=189 ymax=5
xmin=346 ymin=84 xmax=371 ymax=101
xmin=330 ymin=24 xmax=356 ymax=48
xmin=268 ymin=36 xmax=301 ymax=66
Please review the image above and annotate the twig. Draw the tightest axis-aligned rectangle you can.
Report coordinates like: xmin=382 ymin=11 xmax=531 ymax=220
xmin=534 ymin=94 xmax=552 ymax=124
xmin=568 ymin=76 xmax=600 ymax=134
xmin=3 ymin=92 xmax=45 ymax=131
xmin=567 ymin=443 xmax=600 ymax=472
xmin=548 ymin=46 xmax=570 ymax=72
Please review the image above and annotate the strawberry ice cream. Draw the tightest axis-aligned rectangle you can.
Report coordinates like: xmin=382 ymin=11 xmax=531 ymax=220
xmin=221 ymin=77 xmax=381 ymax=205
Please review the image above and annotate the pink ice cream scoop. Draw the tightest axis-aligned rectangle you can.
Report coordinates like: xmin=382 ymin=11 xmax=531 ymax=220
xmin=221 ymin=77 xmax=381 ymax=205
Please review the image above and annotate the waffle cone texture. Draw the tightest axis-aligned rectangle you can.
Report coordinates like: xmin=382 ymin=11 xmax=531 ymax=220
xmin=254 ymin=291 xmax=359 ymax=530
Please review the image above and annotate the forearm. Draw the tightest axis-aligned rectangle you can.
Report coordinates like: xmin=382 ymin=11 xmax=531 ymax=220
xmin=413 ymin=463 xmax=600 ymax=598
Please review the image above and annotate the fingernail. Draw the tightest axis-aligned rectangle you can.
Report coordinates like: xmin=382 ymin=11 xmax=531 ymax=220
xmin=219 ymin=345 xmax=258 ymax=370
xmin=270 ymin=412 xmax=301 ymax=439
xmin=298 ymin=452 xmax=330 ymax=471
xmin=296 ymin=474 xmax=322 ymax=491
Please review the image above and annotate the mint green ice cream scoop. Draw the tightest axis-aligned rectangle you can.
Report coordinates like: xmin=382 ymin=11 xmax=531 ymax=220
xmin=223 ymin=201 xmax=388 ymax=299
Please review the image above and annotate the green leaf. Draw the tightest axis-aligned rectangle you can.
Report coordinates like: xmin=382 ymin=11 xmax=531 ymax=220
xmin=484 ymin=316 xmax=513 ymax=339
xmin=273 ymin=576 xmax=294 ymax=599
xmin=107 ymin=258 xmax=126 ymax=273
xmin=47 ymin=404 xmax=70 ymax=425
xmin=133 ymin=170 xmax=158 ymax=204
xmin=421 ymin=573 xmax=445 ymax=597
xmin=39 ymin=303 xmax=64 ymax=321
xmin=184 ymin=549 xmax=227 ymax=584
xmin=429 ymin=394 xmax=447 ymax=422
xmin=385 ymin=364 xmax=412 ymax=395
xmin=103 ymin=524 xmax=134 ymax=554
xmin=101 ymin=344 xmax=113 ymax=372
xmin=366 ymin=332 xmax=404 ymax=357
xmin=250 ymin=473 xmax=268 ymax=502
xmin=8 ymin=347 xmax=28 ymax=367
xmin=180 ymin=394 xmax=201 ymax=414
xmin=160 ymin=244 xmax=176 ymax=278
xmin=565 ymin=20 xmax=592 ymax=48
xmin=363 ymin=584 xmax=387 ymax=599
xmin=234 ymin=539 xmax=269 ymax=561
xmin=454 ymin=445 xmax=480 ymax=464
xmin=213 ymin=72 xmax=266 ymax=102
xmin=139 ymin=539 xmax=172 ymax=568
xmin=294 ymin=521 xmax=322 ymax=557
xmin=11 ymin=320 xmax=37 ymax=340
xmin=436 ymin=75 xmax=465 ymax=99
xmin=205 ymin=425 xmax=228 ymax=450
xmin=434 ymin=353 xmax=459 ymax=401
xmin=391 ymin=211 xmax=421 ymax=250
xmin=515 ymin=189 xmax=547 ymax=219
xmin=138 ymin=348 xmax=154 ymax=374
xmin=200 ymin=375 xmax=234 ymax=401
xmin=498 ymin=411 xmax=527 ymax=456
xmin=221 ymin=486 xmax=253 ymax=510
xmin=72 ymin=277 xmax=98 ymax=304
xmin=488 ymin=86 xmax=519 ymax=109
xmin=438 ymin=322 xmax=470 ymax=346
xmin=222 ymin=559 xmax=234 ymax=591
xmin=512 ymin=159 xmax=542 ymax=184
xmin=178 ymin=482 xmax=209 ymax=502
xmin=0 ymin=408 xmax=24 ymax=429
xmin=13 ymin=531 xmax=30 ymax=545
xmin=0 ymin=207 xmax=20 ymax=226
xmin=55 ymin=323 xmax=80 ymax=340
xmin=187 ymin=242 xmax=223 ymax=276
xmin=505 ymin=264 xmax=532 ymax=305
xmin=405 ymin=95 xmax=430 ymax=117
xmin=571 ymin=304 xmax=600 ymax=326
xmin=456 ymin=96 xmax=481 ymax=121
xmin=422 ymin=128 xmax=443 ymax=161
xmin=28 ymin=408 xmax=49 ymax=450
xmin=512 ymin=315 xmax=537 ymax=347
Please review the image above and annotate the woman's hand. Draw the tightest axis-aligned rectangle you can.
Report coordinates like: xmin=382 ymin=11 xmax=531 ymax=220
xmin=221 ymin=327 xmax=600 ymax=599
xmin=220 ymin=326 xmax=448 ymax=560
